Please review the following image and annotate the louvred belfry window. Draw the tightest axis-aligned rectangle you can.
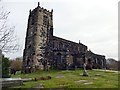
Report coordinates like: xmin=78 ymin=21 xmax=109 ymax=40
xmin=43 ymin=15 xmax=48 ymax=26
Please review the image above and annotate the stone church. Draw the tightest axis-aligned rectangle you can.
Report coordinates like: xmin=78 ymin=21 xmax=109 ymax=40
xmin=22 ymin=3 xmax=106 ymax=73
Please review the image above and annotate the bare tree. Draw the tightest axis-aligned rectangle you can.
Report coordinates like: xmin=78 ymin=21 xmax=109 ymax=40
xmin=0 ymin=1 xmax=19 ymax=53
xmin=10 ymin=57 xmax=23 ymax=71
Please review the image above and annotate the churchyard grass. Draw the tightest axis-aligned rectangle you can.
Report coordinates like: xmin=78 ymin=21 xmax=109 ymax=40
xmin=10 ymin=69 xmax=119 ymax=88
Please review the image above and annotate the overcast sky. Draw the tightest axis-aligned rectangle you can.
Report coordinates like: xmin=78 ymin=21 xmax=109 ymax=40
xmin=1 ymin=0 xmax=119 ymax=60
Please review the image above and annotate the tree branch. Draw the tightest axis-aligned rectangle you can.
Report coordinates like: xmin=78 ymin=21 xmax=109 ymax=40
xmin=0 ymin=3 xmax=20 ymax=53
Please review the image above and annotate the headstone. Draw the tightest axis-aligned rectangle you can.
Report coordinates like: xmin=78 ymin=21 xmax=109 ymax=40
xmin=2 ymin=78 xmax=32 ymax=88
xmin=93 ymin=77 xmax=98 ymax=80
xmin=84 ymin=82 xmax=93 ymax=85
xmin=95 ymin=74 xmax=101 ymax=76
xmin=75 ymin=80 xmax=87 ymax=83
xmin=75 ymin=66 xmax=77 ymax=70
xmin=55 ymin=76 xmax=65 ymax=78
xmin=34 ymin=83 xmax=44 ymax=88
xmin=2 ymin=78 xmax=23 ymax=88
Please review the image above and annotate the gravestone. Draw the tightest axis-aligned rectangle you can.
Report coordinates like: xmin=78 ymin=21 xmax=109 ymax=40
xmin=2 ymin=78 xmax=23 ymax=88
xmin=75 ymin=80 xmax=87 ymax=83
xmin=55 ymin=76 xmax=65 ymax=78
xmin=33 ymin=83 xmax=44 ymax=88
xmin=84 ymin=82 xmax=93 ymax=85
xmin=2 ymin=78 xmax=32 ymax=88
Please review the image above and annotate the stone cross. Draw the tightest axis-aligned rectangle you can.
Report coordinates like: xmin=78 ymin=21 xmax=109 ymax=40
xmin=83 ymin=63 xmax=88 ymax=76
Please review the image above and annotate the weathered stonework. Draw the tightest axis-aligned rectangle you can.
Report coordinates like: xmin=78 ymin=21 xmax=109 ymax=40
xmin=86 ymin=50 xmax=106 ymax=69
xmin=22 ymin=3 xmax=106 ymax=73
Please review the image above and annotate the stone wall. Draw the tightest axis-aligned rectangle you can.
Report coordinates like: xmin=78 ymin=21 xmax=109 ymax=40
xmin=52 ymin=36 xmax=87 ymax=69
xmin=86 ymin=50 xmax=106 ymax=69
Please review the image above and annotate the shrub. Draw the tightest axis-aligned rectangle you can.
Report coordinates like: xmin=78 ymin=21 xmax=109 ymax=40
xmin=2 ymin=56 xmax=10 ymax=78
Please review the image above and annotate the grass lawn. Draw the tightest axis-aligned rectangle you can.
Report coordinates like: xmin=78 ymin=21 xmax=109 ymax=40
xmin=10 ymin=69 xmax=119 ymax=88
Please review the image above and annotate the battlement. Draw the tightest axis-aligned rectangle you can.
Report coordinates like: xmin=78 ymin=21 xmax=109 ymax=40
xmin=30 ymin=2 xmax=53 ymax=15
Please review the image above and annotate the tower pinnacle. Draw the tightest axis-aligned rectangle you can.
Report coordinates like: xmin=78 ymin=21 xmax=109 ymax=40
xmin=38 ymin=2 xmax=40 ymax=7
xmin=51 ymin=9 xmax=53 ymax=13
xmin=29 ymin=9 xmax=31 ymax=13
xmin=79 ymin=40 xmax=80 ymax=44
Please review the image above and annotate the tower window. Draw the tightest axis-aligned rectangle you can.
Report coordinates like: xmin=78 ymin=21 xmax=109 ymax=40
xmin=31 ymin=15 xmax=35 ymax=25
xmin=43 ymin=15 xmax=48 ymax=26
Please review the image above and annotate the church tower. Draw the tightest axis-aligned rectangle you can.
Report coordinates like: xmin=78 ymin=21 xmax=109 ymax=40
xmin=22 ymin=2 xmax=53 ymax=73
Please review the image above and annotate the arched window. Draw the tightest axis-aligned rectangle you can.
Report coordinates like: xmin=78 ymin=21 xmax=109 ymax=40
xmin=27 ymin=58 xmax=30 ymax=65
xmin=57 ymin=53 xmax=62 ymax=63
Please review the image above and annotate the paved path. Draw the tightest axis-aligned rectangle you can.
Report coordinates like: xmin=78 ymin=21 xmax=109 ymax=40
xmin=93 ymin=69 xmax=118 ymax=73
